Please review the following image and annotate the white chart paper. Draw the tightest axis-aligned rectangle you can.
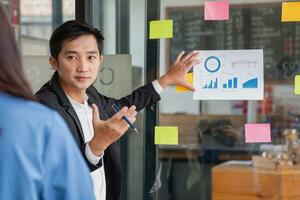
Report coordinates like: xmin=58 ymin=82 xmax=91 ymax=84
xmin=193 ymin=49 xmax=264 ymax=100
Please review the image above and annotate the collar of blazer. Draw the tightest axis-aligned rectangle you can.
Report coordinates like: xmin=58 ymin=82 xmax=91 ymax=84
xmin=48 ymin=72 xmax=110 ymax=122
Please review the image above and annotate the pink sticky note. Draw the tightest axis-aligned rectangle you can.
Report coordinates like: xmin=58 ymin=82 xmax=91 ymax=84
xmin=204 ymin=0 xmax=229 ymax=21
xmin=245 ymin=124 xmax=271 ymax=143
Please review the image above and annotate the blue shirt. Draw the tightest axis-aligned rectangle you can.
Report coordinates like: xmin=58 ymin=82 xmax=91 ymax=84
xmin=0 ymin=92 xmax=95 ymax=200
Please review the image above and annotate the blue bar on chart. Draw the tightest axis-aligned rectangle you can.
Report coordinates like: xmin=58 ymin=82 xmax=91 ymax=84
xmin=228 ymin=79 xmax=232 ymax=88
xmin=214 ymin=78 xmax=218 ymax=88
xmin=233 ymin=77 xmax=237 ymax=88
xmin=209 ymin=80 xmax=212 ymax=88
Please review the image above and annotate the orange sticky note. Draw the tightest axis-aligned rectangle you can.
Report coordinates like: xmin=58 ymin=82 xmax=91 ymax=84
xmin=282 ymin=2 xmax=300 ymax=22
xmin=245 ymin=124 xmax=271 ymax=143
xmin=149 ymin=20 xmax=173 ymax=39
xmin=155 ymin=126 xmax=178 ymax=145
xmin=204 ymin=0 xmax=229 ymax=21
xmin=176 ymin=73 xmax=193 ymax=92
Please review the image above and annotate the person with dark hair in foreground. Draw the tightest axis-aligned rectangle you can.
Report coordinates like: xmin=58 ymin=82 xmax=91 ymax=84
xmin=0 ymin=7 xmax=95 ymax=200
xmin=36 ymin=20 xmax=199 ymax=200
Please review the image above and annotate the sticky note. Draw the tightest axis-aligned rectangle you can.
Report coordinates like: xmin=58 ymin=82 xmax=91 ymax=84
xmin=155 ymin=126 xmax=178 ymax=145
xmin=176 ymin=73 xmax=193 ymax=92
xmin=282 ymin=2 xmax=300 ymax=22
xmin=295 ymin=75 xmax=300 ymax=94
xmin=245 ymin=124 xmax=271 ymax=143
xmin=149 ymin=20 xmax=173 ymax=39
xmin=204 ymin=0 xmax=229 ymax=21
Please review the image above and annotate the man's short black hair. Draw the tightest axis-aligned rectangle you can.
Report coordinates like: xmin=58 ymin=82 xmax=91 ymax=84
xmin=50 ymin=20 xmax=104 ymax=59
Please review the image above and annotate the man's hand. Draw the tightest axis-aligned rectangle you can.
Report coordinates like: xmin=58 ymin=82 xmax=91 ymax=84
xmin=89 ymin=104 xmax=137 ymax=156
xmin=158 ymin=51 xmax=200 ymax=91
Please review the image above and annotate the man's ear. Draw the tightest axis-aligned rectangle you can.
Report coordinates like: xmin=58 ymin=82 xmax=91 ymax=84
xmin=49 ymin=57 xmax=59 ymax=70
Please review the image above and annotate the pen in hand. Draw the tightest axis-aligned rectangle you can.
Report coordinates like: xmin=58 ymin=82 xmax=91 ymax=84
xmin=112 ymin=104 xmax=139 ymax=133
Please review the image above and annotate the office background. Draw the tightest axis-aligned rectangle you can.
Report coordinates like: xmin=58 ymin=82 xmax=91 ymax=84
xmin=2 ymin=0 xmax=300 ymax=199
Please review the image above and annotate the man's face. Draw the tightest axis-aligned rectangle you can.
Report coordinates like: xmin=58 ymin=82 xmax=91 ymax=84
xmin=50 ymin=34 xmax=102 ymax=94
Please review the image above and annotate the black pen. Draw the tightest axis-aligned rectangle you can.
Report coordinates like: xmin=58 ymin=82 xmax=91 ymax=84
xmin=112 ymin=104 xmax=139 ymax=133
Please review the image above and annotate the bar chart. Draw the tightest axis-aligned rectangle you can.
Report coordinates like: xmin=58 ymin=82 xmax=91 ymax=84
xmin=223 ymin=77 xmax=238 ymax=89
xmin=203 ymin=78 xmax=218 ymax=89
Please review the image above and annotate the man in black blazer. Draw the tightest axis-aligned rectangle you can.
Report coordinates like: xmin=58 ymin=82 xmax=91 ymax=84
xmin=36 ymin=20 xmax=199 ymax=200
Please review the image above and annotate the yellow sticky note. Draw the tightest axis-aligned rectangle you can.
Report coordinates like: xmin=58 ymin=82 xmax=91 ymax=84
xmin=282 ymin=2 xmax=300 ymax=22
xmin=176 ymin=73 xmax=193 ymax=92
xmin=155 ymin=126 xmax=178 ymax=145
xmin=295 ymin=75 xmax=300 ymax=94
xmin=149 ymin=20 xmax=173 ymax=39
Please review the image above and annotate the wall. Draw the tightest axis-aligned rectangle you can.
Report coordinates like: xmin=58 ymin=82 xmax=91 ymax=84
xmin=127 ymin=1 xmax=146 ymax=200
xmin=21 ymin=36 xmax=48 ymax=55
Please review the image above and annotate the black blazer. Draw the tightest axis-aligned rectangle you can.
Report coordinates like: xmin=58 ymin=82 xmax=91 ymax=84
xmin=35 ymin=72 xmax=161 ymax=200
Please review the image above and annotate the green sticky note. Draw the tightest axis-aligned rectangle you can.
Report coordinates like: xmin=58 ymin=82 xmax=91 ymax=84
xmin=149 ymin=20 xmax=173 ymax=39
xmin=155 ymin=126 xmax=178 ymax=145
xmin=295 ymin=75 xmax=300 ymax=94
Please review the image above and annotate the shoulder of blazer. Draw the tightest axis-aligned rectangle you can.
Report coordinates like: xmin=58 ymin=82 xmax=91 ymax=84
xmin=36 ymin=72 xmax=73 ymax=109
xmin=35 ymin=82 xmax=61 ymax=109
xmin=86 ymin=85 xmax=109 ymax=107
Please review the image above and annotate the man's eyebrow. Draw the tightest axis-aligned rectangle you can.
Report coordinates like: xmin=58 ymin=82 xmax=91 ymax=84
xmin=63 ymin=50 xmax=99 ymax=55
xmin=64 ymin=50 xmax=78 ymax=55
xmin=86 ymin=50 xmax=99 ymax=54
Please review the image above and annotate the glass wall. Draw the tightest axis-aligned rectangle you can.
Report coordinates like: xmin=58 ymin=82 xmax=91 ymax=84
xmin=158 ymin=0 xmax=300 ymax=199
xmin=86 ymin=0 xmax=148 ymax=199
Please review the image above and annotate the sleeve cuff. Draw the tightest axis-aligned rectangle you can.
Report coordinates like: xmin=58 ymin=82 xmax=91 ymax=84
xmin=85 ymin=143 xmax=104 ymax=166
xmin=152 ymin=80 xmax=164 ymax=95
